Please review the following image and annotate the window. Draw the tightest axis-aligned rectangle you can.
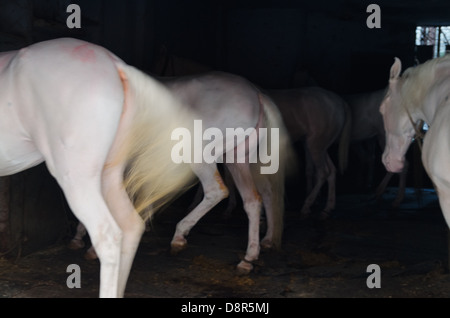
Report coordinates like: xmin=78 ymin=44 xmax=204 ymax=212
xmin=415 ymin=26 xmax=450 ymax=61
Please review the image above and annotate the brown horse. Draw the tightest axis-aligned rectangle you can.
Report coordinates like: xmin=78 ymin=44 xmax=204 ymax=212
xmin=345 ymin=88 xmax=410 ymax=207
xmin=267 ymin=87 xmax=351 ymax=219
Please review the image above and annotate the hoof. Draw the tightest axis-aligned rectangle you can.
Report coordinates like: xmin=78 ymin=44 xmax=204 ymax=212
xmin=68 ymin=239 xmax=85 ymax=250
xmin=84 ymin=247 xmax=98 ymax=260
xmin=170 ymin=237 xmax=187 ymax=255
xmin=236 ymin=260 xmax=253 ymax=275
xmin=260 ymin=238 xmax=273 ymax=250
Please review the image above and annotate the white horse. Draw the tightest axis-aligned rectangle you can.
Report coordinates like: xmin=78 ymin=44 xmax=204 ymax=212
xmin=71 ymin=71 xmax=295 ymax=274
xmin=0 ymin=38 xmax=198 ymax=297
xmin=380 ymin=55 xmax=450 ymax=227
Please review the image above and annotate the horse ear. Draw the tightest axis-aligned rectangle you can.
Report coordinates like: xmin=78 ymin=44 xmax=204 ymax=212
xmin=390 ymin=57 xmax=402 ymax=81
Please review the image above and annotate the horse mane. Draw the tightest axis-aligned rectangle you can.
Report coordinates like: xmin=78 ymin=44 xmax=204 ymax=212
xmin=400 ymin=55 xmax=450 ymax=110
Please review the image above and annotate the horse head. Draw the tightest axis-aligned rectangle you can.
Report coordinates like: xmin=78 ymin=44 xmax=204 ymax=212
xmin=379 ymin=57 xmax=416 ymax=173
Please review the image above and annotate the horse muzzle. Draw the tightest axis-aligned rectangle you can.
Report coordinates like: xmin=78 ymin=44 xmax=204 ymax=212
xmin=382 ymin=152 xmax=404 ymax=173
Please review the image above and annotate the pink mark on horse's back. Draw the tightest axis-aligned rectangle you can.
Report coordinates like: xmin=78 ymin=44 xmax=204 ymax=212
xmin=72 ymin=44 xmax=96 ymax=63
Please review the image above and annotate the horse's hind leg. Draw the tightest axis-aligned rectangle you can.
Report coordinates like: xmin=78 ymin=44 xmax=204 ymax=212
xmin=53 ymin=170 xmax=122 ymax=298
xmin=320 ymin=154 xmax=337 ymax=219
xmin=50 ymin=150 xmax=141 ymax=297
xmin=68 ymin=221 xmax=87 ymax=250
xmin=226 ymin=163 xmax=262 ymax=275
xmin=68 ymin=221 xmax=99 ymax=260
xmin=305 ymin=152 xmax=315 ymax=194
xmin=171 ymin=163 xmax=229 ymax=254
xmin=257 ymin=174 xmax=276 ymax=249
xmin=101 ymin=163 xmax=145 ymax=295
xmin=222 ymin=165 xmax=238 ymax=218
xmin=43 ymin=111 xmax=125 ymax=297
xmin=300 ymin=144 xmax=329 ymax=218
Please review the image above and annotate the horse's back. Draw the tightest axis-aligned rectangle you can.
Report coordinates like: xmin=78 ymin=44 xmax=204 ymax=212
xmin=269 ymin=87 xmax=347 ymax=140
xmin=164 ymin=71 xmax=261 ymax=130
xmin=345 ymin=89 xmax=386 ymax=141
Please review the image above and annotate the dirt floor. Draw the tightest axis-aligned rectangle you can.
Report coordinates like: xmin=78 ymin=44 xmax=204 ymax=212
xmin=0 ymin=186 xmax=449 ymax=301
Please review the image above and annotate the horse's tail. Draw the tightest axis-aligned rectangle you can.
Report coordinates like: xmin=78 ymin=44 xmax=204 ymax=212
xmin=251 ymin=93 xmax=297 ymax=250
xmin=338 ymin=100 xmax=352 ymax=174
xmin=114 ymin=62 xmax=196 ymax=221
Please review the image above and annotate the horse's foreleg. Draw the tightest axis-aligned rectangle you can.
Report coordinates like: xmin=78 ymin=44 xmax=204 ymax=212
xmin=226 ymin=163 xmax=262 ymax=275
xmin=171 ymin=164 xmax=228 ymax=254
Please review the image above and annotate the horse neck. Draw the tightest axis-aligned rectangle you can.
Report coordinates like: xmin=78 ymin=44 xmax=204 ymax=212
xmin=401 ymin=56 xmax=450 ymax=124
xmin=344 ymin=88 xmax=386 ymax=140
xmin=420 ymin=76 xmax=450 ymax=125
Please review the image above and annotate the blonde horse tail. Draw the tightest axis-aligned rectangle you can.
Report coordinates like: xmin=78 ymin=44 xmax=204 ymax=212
xmin=338 ymin=100 xmax=352 ymax=174
xmin=113 ymin=62 xmax=196 ymax=221
xmin=251 ymin=93 xmax=297 ymax=250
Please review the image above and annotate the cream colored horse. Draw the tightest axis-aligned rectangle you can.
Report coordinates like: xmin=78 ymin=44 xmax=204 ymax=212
xmin=0 ymin=38 xmax=197 ymax=297
xmin=380 ymin=55 xmax=450 ymax=226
